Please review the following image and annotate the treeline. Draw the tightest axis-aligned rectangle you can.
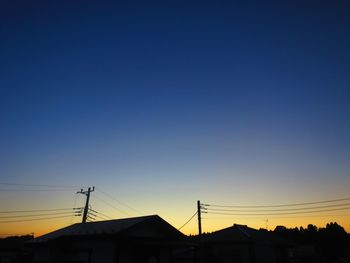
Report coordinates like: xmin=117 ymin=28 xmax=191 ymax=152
xmin=273 ymin=222 xmax=350 ymax=260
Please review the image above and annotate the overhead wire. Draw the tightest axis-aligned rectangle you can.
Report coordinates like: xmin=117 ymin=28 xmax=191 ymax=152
xmin=0 ymin=189 xmax=75 ymax=192
xmin=205 ymin=202 xmax=350 ymax=213
xmin=94 ymin=212 xmax=113 ymax=220
xmin=0 ymin=207 xmax=81 ymax=214
xmin=92 ymin=195 xmax=131 ymax=216
xmin=178 ymin=211 xmax=198 ymax=230
xmin=95 ymin=188 xmax=143 ymax=215
xmin=203 ymin=197 xmax=350 ymax=219
xmin=0 ymin=211 xmax=80 ymax=219
xmin=94 ymin=215 xmax=109 ymax=221
xmin=0 ymin=183 xmax=85 ymax=188
xmin=207 ymin=206 xmax=350 ymax=216
xmin=204 ymin=197 xmax=350 ymax=208
xmin=70 ymin=193 xmax=81 ymax=224
xmin=204 ymin=212 xmax=350 ymax=220
xmin=89 ymin=208 xmax=113 ymax=220
xmin=0 ymin=215 xmax=75 ymax=224
xmin=0 ymin=184 xmax=83 ymax=226
xmin=87 ymin=214 xmax=96 ymax=221
xmin=87 ymin=211 xmax=97 ymax=219
xmin=259 ymin=213 xmax=350 ymax=219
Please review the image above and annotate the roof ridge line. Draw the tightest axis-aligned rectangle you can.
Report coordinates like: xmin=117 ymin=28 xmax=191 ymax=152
xmin=236 ymin=225 xmax=251 ymax=238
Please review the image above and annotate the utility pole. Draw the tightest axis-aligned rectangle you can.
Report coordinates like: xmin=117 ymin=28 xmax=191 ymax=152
xmin=77 ymin=187 xmax=95 ymax=223
xmin=197 ymin=200 xmax=202 ymax=235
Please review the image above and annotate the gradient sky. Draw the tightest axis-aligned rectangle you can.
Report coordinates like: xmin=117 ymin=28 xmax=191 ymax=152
xmin=1 ymin=0 xmax=350 ymax=236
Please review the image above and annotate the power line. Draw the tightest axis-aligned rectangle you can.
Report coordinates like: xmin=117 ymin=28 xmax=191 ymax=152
xmin=178 ymin=211 xmax=198 ymax=231
xmin=89 ymin=208 xmax=113 ymax=220
xmin=0 ymin=189 xmax=75 ymax=192
xmin=70 ymin=193 xmax=81 ymax=224
xmin=204 ymin=213 xmax=350 ymax=220
xmin=0 ymin=211 xmax=80 ymax=219
xmin=204 ymin=197 xmax=350 ymax=208
xmin=261 ymin=213 xmax=350 ymax=219
xmin=92 ymin=195 xmax=131 ymax=216
xmin=0 ymin=183 xmax=84 ymax=188
xmin=0 ymin=208 xmax=81 ymax=214
xmin=205 ymin=202 xmax=350 ymax=213
xmin=96 ymin=188 xmax=143 ymax=215
xmin=94 ymin=214 xmax=110 ymax=221
xmin=87 ymin=214 xmax=96 ymax=220
xmin=0 ymin=215 xmax=75 ymax=224
xmin=206 ymin=206 xmax=350 ymax=216
xmin=98 ymin=212 xmax=112 ymax=220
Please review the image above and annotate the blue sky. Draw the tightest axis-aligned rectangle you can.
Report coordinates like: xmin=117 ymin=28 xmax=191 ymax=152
xmin=1 ymin=0 xmax=350 ymax=234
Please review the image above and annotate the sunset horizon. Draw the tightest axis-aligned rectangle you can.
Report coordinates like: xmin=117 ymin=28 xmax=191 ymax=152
xmin=1 ymin=0 xmax=350 ymax=250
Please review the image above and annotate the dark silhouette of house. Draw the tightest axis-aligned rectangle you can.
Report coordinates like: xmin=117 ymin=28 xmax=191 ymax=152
xmin=0 ymin=235 xmax=33 ymax=263
xmin=30 ymin=215 xmax=185 ymax=263
xmin=196 ymin=224 xmax=290 ymax=263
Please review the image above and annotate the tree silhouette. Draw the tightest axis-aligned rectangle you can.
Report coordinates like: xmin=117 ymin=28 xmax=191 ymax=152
xmin=273 ymin=222 xmax=350 ymax=262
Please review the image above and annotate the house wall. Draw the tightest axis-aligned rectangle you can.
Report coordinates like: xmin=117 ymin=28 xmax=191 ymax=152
xmin=199 ymin=243 xmax=251 ymax=263
xmin=159 ymin=248 xmax=171 ymax=263
xmin=171 ymin=247 xmax=196 ymax=263
xmin=117 ymin=244 xmax=132 ymax=263
xmin=33 ymin=239 xmax=115 ymax=263
xmin=254 ymin=244 xmax=276 ymax=263
xmin=129 ymin=242 xmax=172 ymax=263
xmin=197 ymin=242 xmax=278 ymax=263
xmin=89 ymin=240 xmax=115 ymax=263
xmin=33 ymin=239 xmax=175 ymax=263
xmin=33 ymin=246 xmax=51 ymax=262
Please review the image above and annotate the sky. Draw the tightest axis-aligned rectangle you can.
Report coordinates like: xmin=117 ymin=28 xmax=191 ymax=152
xmin=1 ymin=0 xmax=350 ymax=236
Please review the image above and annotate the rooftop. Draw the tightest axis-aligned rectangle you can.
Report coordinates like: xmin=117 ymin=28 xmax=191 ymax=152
xmin=32 ymin=215 xmax=184 ymax=243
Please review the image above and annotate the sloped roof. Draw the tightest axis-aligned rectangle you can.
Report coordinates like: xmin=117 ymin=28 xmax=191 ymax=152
xmin=202 ymin=224 xmax=275 ymax=245
xmin=32 ymin=215 xmax=183 ymax=243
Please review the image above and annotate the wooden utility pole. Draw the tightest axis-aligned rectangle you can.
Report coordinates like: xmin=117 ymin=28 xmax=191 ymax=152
xmin=77 ymin=187 xmax=95 ymax=223
xmin=197 ymin=200 xmax=202 ymax=235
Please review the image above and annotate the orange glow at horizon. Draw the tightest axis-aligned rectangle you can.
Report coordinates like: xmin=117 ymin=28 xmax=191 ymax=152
xmin=2 ymin=212 xmax=349 ymax=238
